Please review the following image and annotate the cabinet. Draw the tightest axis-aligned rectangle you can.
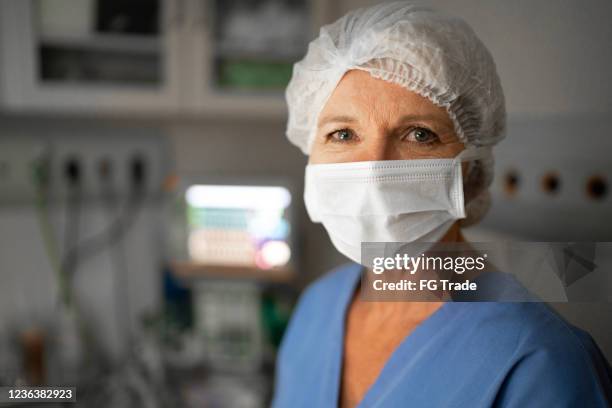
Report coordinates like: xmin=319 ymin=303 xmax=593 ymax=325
xmin=0 ymin=0 xmax=329 ymax=117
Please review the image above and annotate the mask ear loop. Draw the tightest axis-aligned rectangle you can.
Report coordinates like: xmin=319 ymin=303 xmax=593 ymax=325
xmin=450 ymin=146 xmax=493 ymax=218
xmin=453 ymin=146 xmax=494 ymax=227
xmin=455 ymin=146 xmax=493 ymax=163
xmin=453 ymin=146 xmax=493 ymax=196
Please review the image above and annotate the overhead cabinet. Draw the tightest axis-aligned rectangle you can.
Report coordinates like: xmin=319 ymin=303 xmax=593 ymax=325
xmin=0 ymin=0 xmax=328 ymax=117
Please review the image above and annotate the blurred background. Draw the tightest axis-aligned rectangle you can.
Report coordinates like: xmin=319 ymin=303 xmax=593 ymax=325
xmin=0 ymin=0 xmax=611 ymax=406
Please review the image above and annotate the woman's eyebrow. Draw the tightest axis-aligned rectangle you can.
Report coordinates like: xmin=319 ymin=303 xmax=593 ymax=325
xmin=397 ymin=114 xmax=455 ymax=130
xmin=317 ymin=115 xmax=357 ymax=127
xmin=398 ymin=114 xmax=449 ymax=123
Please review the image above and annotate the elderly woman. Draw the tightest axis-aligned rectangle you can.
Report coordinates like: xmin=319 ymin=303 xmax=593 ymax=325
xmin=272 ymin=3 xmax=611 ymax=408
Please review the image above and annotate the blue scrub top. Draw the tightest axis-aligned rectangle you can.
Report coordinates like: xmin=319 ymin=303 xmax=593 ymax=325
xmin=272 ymin=263 xmax=612 ymax=407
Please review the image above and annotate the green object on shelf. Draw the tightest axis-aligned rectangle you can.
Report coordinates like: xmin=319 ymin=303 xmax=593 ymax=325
xmin=261 ymin=293 xmax=293 ymax=349
xmin=218 ymin=59 xmax=293 ymax=89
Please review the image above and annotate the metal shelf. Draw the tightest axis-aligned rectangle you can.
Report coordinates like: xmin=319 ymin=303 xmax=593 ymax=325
xmin=39 ymin=32 xmax=161 ymax=55
xmin=170 ymin=261 xmax=295 ymax=283
xmin=215 ymin=42 xmax=303 ymax=62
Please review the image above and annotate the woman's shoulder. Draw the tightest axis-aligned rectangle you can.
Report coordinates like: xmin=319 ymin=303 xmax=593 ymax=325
xmin=481 ymin=302 xmax=601 ymax=349
xmin=275 ymin=263 xmax=359 ymax=376
xmin=282 ymin=263 xmax=360 ymax=332
xmin=298 ymin=262 xmax=361 ymax=303
xmin=469 ymin=302 xmax=607 ymax=364
xmin=473 ymin=302 xmax=612 ymax=405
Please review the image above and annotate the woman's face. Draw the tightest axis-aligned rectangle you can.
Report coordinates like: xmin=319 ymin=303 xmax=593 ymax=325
xmin=309 ymin=69 xmax=464 ymax=164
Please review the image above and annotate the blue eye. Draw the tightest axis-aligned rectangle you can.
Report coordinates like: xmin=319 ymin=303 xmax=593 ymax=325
xmin=407 ymin=127 xmax=439 ymax=144
xmin=329 ymin=129 xmax=356 ymax=143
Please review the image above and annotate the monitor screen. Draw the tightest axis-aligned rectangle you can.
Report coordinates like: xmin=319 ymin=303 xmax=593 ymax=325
xmin=184 ymin=184 xmax=292 ymax=269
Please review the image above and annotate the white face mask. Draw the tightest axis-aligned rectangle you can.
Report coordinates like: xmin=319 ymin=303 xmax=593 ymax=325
xmin=304 ymin=147 xmax=490 ymax=264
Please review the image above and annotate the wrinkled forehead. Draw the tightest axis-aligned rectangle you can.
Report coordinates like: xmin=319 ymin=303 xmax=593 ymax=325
xmin=316 ymin=68 xmax=456 ymax=131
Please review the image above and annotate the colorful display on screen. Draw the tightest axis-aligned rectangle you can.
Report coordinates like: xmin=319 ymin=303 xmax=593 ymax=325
xmin=185 ymin=185 xmax=292 ymax=269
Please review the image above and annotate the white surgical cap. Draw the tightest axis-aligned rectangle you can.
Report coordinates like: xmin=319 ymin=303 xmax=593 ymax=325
xmin=285 ymin=1 xmax=506 ymax=225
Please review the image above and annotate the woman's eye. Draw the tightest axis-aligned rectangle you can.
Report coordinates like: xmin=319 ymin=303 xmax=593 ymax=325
xmin=406 ymin=127 xmax=439 ymax=144
xmin=328 ymin=129 xmax=356 ymax=143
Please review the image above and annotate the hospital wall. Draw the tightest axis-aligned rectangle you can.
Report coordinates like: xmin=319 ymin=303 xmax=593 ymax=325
xmin=0 ymin=0 xmax=611 ymax=365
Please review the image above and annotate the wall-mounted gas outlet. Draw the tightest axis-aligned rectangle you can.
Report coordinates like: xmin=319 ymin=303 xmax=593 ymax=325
xmin=0 ymin=123 xmax=170 ymax=205
xmin=484 ymin=114 xmax=612 ymax=241
xmin=47 ymin=135 xmax=167 ymax=203
xmin=0 ymin=138 xmax=47 ymax=205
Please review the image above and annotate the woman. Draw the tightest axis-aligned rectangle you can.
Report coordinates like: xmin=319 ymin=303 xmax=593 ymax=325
xmin=273 ymin=3 xmax=611 ymax=407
